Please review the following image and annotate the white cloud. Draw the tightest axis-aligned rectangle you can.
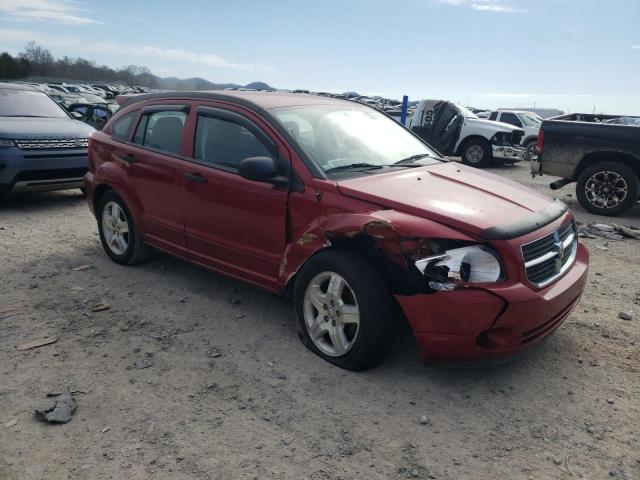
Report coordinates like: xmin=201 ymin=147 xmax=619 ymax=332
xmin=0 ymin=0 xmax=103 ymax=25
xmin=426 ymin=0 xmax=525 ymax=13
xmin=0 ymin=28 xmax=275 ymax=72
xmin=633 ymin=45 xmax=640 ymax=50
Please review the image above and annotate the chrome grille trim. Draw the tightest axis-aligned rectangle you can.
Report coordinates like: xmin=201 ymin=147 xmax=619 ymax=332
xmin=15 ymin=139 xmax=88 ymax=150
xmin=521 ymin=220 xmax=577 ymax=288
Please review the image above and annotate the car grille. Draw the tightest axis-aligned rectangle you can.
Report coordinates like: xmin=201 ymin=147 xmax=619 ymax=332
xmin=511 ymin=131 xmax=523 ymax=145
xmin=15 ymin=139 xmax=88 ymax=150
xmin=521 ymin=220 xmax=577 ymax=288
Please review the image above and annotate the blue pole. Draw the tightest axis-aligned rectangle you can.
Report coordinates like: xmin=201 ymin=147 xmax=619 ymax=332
xmin=400 ymin=95 xmax=409 ymax=126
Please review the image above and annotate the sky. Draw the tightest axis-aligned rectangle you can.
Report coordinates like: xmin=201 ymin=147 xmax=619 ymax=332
xmin=1 ymin=0 xmax=639 ymax=114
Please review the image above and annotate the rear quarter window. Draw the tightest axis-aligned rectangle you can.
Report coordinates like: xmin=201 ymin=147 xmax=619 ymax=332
xmin=112 ymin=112 xmax=136 ymax=141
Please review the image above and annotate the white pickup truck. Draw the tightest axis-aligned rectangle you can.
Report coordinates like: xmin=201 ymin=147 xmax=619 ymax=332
xmin=489 ymin=110 xmax=542 ymax=160
xmin=408 ymin=100 xmax=525 ymax=167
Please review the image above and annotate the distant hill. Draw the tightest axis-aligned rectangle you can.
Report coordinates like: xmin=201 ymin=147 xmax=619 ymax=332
xmin=156 ymin=76 xmax=274 ymax=91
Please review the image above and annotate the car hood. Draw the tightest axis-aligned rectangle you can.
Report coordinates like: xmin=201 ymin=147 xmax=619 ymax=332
xmin=464 ymin=117 xmax=523 ymax=134
xmin=0 ymin=117 xmax=95 ymax=139
xmin=337 ymin=162 xmax=559 ymax=239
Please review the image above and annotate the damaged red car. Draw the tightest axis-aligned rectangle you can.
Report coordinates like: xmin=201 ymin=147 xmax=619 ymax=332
xmin=84 ymin=92 xmax=589 ymax=370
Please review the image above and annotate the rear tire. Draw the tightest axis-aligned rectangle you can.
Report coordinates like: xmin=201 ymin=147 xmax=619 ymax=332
xmin=97 ymin=190 xmax=150 ymax=265
xmin=294 ymin=250 xmax=394 ymax=371
xmin=576 ymin=161 xmax=638 ymax=216
xmin=461 ymin=139 xmax=492 ymax=168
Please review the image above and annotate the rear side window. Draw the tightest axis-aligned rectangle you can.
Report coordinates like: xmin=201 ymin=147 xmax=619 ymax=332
xmin=112 ymin=112 xmax=136 ymax=141
xmin=194 ymin=116 xmax=272 ymax=170
xmin=133 ymin=111 xmax=186 ymax=155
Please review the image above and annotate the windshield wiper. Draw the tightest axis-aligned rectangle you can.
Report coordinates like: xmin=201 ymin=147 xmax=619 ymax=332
xmin=325 ymin=163 xmax=384 ymax=173
xmin=392 ymin=153 xmax=432 ymax=166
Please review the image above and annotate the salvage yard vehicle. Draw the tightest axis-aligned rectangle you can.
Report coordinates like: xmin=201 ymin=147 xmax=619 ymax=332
xmin=533 ymin=113 xmax=640 ymax=216
xmin=408 ymin=100 xmax=526 ymax=167
xmin=0 ymin=82 xmax=94 ymax=196
xmin=67 ymin=102 xmax=118 ymax=130
xmin=489 ymin=110 xmax=541 ymax=160
xmin=85 ymin=91 xmax=589 ymax=370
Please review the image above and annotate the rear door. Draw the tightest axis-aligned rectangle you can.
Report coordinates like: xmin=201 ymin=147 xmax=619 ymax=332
xmin=181 ymin=103 xmax=290 ymax=291
xmin=122 ymin=103 xmax=191 ymax=257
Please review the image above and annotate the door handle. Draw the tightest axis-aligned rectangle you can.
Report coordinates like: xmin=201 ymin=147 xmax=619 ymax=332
xmin=184 ymin=172 xmax=207 ymax=184
xmin=119 ymin=153 xmax=137 ymax=163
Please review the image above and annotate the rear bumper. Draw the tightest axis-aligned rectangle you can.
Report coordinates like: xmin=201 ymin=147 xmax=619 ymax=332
xmin=0 ymin=146 xmax=88 ymax=193
xmin=396 ymin=243 xmax=589 ymax=364
xmin=493 ymin=145 xmax=525 ymax=162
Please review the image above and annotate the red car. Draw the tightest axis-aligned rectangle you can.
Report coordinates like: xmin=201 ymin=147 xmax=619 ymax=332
xmin=85 ymin=92 xmax=589 ymax=370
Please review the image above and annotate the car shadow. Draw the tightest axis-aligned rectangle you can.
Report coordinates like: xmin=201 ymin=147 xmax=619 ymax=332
xmin=0 ymin=190 xmax=86 ymax=212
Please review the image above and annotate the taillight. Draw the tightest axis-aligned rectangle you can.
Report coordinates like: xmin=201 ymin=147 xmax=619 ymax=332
xmin=536 ymin=129 xmax=544 ymax=155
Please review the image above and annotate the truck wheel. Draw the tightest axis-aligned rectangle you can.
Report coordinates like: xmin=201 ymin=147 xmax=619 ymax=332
xmin=97 ymin=190 xmax=151 ymax=265
xmin=461 ymin=139 xmax=491 ymax=168
xmin=576 ymin=162 xmax=638 ymax=216
xmin=524 ymin=140 xmax=537 ymax=161
xmin=293 ymin=250 xmax=394 ymax=371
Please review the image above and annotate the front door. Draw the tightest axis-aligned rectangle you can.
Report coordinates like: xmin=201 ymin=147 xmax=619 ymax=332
xmin=181 ymin=104 xmax=289 ymax=291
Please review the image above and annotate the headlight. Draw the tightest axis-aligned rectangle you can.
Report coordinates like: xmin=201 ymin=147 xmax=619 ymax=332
xmin=415 ymin=245 xmax=502 ymax=291
xmin=0 ymin=139 xmax=15 ymax=149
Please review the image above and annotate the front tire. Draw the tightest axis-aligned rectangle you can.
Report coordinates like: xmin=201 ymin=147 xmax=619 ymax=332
xmin=294 ymin=250 xmax=394 ymax=371
xmin=461 ymin=139 xmax=492 ymax=168
xmin=524 ymin=140 xmax=537 ymax=161
xmin=576 ymin=162 xmax=638 ymax=216
xmin=97 ymin=190 xmax=150 ymax=265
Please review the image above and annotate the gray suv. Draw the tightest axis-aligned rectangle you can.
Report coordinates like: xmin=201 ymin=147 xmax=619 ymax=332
xmin=0 ymin=83 xmax=95 ymax=195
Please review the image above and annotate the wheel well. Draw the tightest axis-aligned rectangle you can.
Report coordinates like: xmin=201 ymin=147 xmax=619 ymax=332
xmin=284 ymin=233 xmax=430 ymax=303
xmin=92 ymin=184 xmax=113 ymax=213
xmin=574 ymin=151 xmax=640 ymax=180
xmin=456 ymin=135 xmax=490 ymax=156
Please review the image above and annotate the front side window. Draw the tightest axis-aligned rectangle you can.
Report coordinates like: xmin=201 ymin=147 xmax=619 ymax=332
xmin=194 ymin=116 xmax=272 ymax=169
xmin=272 ymin=105 xmax=441 ymax=176
xmin=132 ymin=111 xmax=186 ymax=155
xmin=489 ymin=112 xmax=498 ymax=121
xmin=112 ymin=112 xmax=136 ymax=141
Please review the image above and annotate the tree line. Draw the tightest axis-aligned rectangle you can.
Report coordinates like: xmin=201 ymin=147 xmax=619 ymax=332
xmin=0 ymin=42 xmax=158 ymax=87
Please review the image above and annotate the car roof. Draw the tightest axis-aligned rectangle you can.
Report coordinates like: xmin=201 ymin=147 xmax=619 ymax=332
xmin=0 ymin=82 xmax=39 ymax=91
xmin=120 ymin=90 xmax=356 ymax=111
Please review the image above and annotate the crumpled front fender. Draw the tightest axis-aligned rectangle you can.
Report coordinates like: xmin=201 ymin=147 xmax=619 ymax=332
xmin=279 ymin=209 xmax=477 ymax=292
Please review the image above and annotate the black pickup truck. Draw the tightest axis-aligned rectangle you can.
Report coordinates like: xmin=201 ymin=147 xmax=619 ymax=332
xmin=532 ymin=113 xmax=640 ymax=216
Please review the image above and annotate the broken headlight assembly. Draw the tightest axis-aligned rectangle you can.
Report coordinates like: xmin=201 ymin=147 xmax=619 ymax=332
xmin=414 ymin=245 xmax=503 ymax=291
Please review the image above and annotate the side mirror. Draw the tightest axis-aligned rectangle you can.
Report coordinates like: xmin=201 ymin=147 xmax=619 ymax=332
xmin=238 ymin=156 xmax=288 ymax=186
xmin=70 ymin=111 xmax=83 ymax=120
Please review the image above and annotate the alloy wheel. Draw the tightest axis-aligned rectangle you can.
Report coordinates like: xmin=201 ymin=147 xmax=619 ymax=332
xmin=101 ymin=201 xmax=130 ymax=255
xmin=303 ymin=271 xmax=360 ymax=357
xmin=584 ymin=170 xmax=628 ymax=209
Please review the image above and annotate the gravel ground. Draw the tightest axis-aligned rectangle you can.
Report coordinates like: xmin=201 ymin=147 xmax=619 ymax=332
xmin=1 ymin=163 xmax=639 ymax=480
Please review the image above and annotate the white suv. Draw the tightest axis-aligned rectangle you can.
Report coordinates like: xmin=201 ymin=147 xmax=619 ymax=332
xmin=489 ymin=110 xmax=542 ymax=160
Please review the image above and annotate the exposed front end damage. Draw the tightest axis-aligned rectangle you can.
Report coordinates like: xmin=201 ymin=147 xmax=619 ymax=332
xmin=491 ymin=131 xmax=525 ymax=163
xmin=280 ymin=209 xmax=589 ymax=364
xmin=279 ymin=210 xmax=477 ymax=296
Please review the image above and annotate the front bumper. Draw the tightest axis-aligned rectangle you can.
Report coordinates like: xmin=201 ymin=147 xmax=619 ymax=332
xmin=492 ymin=145 xmax=525 ymax=162
xmin=0 ymin=146 xmax=88 ymax=193
xmin=395 ymin=243 xmax=589 ymax=364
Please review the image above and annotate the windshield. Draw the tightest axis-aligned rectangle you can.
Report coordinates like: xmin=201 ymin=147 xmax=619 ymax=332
xmin=0 ymin=89 xmax=68 ymax=118
xmin=453 ymin=103 xmax=478 ymax=119
xmin=520 ymin=113 xmax=542 ymax=126
xmin=272 ymin=105 xmax=442 ymax=176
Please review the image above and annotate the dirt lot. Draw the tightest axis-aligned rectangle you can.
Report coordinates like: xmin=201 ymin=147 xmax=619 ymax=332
xmin=1 ymin=163 xmax=639 ymax=480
